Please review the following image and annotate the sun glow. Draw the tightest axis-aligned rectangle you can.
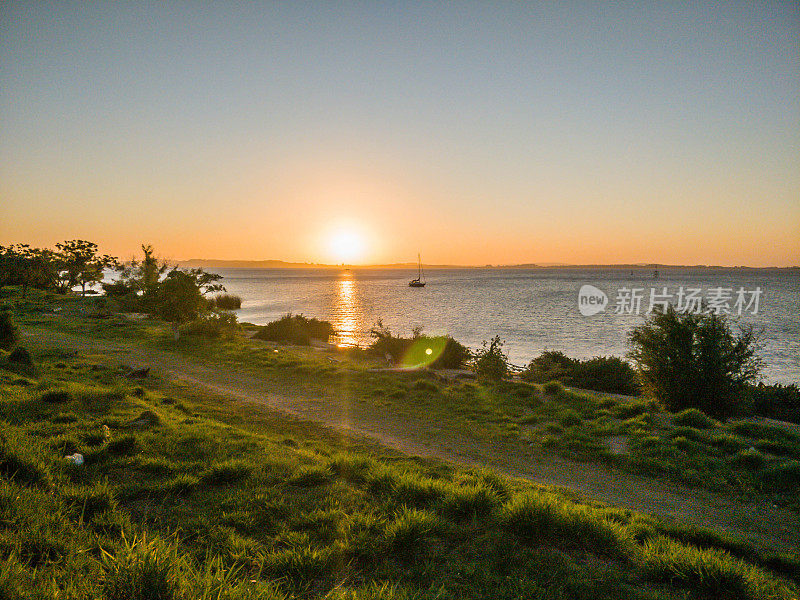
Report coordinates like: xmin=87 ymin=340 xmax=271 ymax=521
xmin=327 ymin=229 xmax=365 ymax=264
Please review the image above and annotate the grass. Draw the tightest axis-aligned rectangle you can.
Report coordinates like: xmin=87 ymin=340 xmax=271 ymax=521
xmin=0 ymin=287 xmax=799 ymax=598
xmin=0 ymin=375 xmax=796 ymax=598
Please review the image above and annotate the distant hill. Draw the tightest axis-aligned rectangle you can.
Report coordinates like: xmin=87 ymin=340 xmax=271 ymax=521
xmin=180 ymin=259 xmax=799 ymax=270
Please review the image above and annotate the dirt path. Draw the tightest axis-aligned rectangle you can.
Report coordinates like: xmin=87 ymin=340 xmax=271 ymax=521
xmin=24 ymin=327 xmax=800 ymax=553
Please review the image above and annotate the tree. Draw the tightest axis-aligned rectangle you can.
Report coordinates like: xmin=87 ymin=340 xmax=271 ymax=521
xmin=627 ymin=306 xmax=761 ymax=419
xmin=113 ymin=244 xmax=171 ymax=296
xmin=153 ymin=268 xmax=225 ymax=340
xmin=475 ymin=336 xmax=508 ymax=381
xmin=55 ymin=240 xmax=117 ymax=296
xmin=0 ymin=244 xmax=60 ymax=297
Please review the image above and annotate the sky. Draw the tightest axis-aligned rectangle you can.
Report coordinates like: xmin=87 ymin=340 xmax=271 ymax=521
xmin=1 ymin=2 xmax=798 ymax=266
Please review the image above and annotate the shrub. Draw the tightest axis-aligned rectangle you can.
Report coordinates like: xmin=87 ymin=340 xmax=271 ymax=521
xmin=521 ymin=351 xmax=575 ymax=383
xmin=522 ymin=351 xmax=640 ymax=396
xmin=253 ymin=313 xmax=334 ymax=345
xmin=474 ymin=336 xmax=507 ymax=381
xmin=209 ymin=294 xmax=242 ymax=310
xmin=181 ymin=312 xmax=239 ymax=339
xmin=0 ymin=310 xmax=19 ymax=350
xmin=430 ymin=336 xmax=470 ymax=369
xmin=628 ymin=307 xmax=761 ymax=419
xmin=674 ymin=408 xmax=716 ymax=429
xmin=748 ymin=383 xmax=800 ymax=424
xmin=570 ymin=356 xmax=640 ymax=396
xmin=368 ymin=324 xmax=470 ymax=369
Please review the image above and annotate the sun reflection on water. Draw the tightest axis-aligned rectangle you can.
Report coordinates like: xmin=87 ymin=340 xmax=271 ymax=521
xmin=332 ymin=273 xmax=360 ymax=347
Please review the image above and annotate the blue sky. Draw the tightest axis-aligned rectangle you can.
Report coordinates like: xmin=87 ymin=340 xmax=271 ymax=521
xmin=1 ymin=2 xmax=798 ymax=265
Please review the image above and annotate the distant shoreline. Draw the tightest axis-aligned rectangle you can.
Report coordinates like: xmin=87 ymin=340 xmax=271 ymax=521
xmin=180 ymin=259 xmax=800 ymax=271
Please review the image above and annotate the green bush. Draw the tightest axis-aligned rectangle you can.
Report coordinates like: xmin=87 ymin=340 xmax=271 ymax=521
xmin=367 ymin=321 xmax=470 ymax=369
xmin=0 ymin=310 xmax=19 ymax=350
xmin=521 ymin=351 xmax=574 ymax=383
xmin=474 ymin=336 xmax=507 ymax=381
xmin=253 ymin=313 xmax=334 ymax=345
xmin=429 ymin=336 xmax=470 ymax=369
xmin=748 ymin=383 xmax=800 ymax=424
xmin=522 ymin=352 xmax=639 ymax=395
xmin=628 ymin=307 xmax=761 ymax=419
xmin=571 ymin=356 xmax=640 ymax=395
xmin=181 ymin=312 xmax=239 ymax=339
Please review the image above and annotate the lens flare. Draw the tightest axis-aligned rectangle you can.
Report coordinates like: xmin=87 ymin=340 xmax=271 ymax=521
xmin=400 ymin=337 xmax=447 ymax=368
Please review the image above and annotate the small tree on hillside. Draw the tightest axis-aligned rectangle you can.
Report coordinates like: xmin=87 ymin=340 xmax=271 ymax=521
xmin=475 ymin=336 xmax=508 ymax=381
xmin=114 ymin=244 xmax=171 ymax=296
xmin=0 ymin=244 xmax=60 ymax=297
xmin=153 ymin=269 xmax=225 ymax=340
xmin=628 ymin=306 xmax=761 ymax=419
xmin=55 ymin=240 xmax=116 ymax=296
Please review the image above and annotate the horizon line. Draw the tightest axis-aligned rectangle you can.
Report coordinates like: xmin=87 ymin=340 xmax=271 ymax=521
xmin=179 ymin=259 xmax=800 ymax=270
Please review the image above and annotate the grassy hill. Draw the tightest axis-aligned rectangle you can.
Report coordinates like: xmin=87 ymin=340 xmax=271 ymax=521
xmin=0 ymin=288 xmax=798 ymax=598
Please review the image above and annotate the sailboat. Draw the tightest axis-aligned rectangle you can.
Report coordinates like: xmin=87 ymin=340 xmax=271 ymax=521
xmin=409 ymin=253 xmax=426 ymax=287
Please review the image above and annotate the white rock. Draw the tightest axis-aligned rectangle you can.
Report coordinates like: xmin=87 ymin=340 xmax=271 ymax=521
xmin=65 ymin=453 xmax=84 ymax=466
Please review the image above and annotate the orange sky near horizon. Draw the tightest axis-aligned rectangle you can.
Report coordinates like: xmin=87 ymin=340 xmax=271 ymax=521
xmin=1 ymin=4 xmax=798 ymax=268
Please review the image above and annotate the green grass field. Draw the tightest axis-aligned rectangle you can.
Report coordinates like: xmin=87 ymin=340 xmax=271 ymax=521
xmin=1 ymin=288 xmax=799 ymax=598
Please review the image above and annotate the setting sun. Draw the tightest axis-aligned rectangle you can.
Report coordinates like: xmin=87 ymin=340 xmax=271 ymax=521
xmin=327 ymin=229 xmax=365 ymax=264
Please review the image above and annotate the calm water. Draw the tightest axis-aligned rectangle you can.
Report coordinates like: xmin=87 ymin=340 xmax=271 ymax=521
xmin=211 ymin=267 xmax=799 ymax=384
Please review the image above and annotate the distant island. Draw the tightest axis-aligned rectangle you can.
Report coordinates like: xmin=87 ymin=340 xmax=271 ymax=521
xmin=180 ymin=259 xmax=799 ymax=270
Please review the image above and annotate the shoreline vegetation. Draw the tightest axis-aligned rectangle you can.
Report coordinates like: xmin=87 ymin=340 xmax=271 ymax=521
xmin=1 ymin=242 xmax=799 ymax=598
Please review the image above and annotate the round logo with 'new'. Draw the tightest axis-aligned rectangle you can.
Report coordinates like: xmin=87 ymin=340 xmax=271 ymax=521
xmin=578 ymin=285 xmax=608 ymax=316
